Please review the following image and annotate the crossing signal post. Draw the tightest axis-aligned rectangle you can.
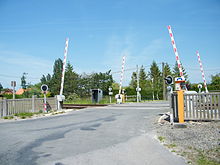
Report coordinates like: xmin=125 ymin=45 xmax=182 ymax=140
xmin=164 ymin=75 xmax=173 ymax=102
xmin=198 ymin=84 xmax=202 ymax=93
xmin=41 ymin=84 xmax=48 ymax=113
xmin=108 ymin=87 xmax=113 ymax=103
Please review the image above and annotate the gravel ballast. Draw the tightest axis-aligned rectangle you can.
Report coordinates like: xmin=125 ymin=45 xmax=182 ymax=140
xmin=155 ymin=119 xmax=220 ymax=165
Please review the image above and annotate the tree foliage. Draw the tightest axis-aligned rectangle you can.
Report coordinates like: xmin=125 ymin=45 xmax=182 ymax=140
xmin=63 ymin=63 xmax=79 ymax=96
xmin=172 ymin=62 xmax=188 ymax=80
xmin=148 ymin=61 xmax=162 ymax=100
xmin=50 ymin=58 xmax=63 ymax=95
xmin=39 ymin=59 xmax=114 ymax=98
xmin=209 ymin=73 xmax=220 ymax=91
xmin=129 ymin=72 xmax=137 ymax=89
xmin=21 ymin=72 xmax=28 ymax=89
xmin=0 ymin=83 xmax=3 ymax=92
xmin=17 ymin=58 xmax=193 ymax=100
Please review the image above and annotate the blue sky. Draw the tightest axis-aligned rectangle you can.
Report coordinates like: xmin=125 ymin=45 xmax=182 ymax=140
xmin=0 ymin=0 xmax=220 ymax=89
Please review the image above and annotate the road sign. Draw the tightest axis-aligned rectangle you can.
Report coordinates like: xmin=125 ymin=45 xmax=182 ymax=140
xmin=11 ymin=81 xmax=16 ymax=87
xmin=41 ymin=84 xmax=48 ymax=92
xmin=109 ymin=92 xmax=113 ymax=95
xmin=164 ymin=75 xmax=173 ymax=85
xmin=198 ymin=84 xmax=202 ymax=89
xmin=136 ymin=87 xmax=141 ymax=92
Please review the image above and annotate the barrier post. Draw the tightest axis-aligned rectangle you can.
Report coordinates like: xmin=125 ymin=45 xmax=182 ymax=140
xmin=177 ymin=90 xmax=184 ymax=123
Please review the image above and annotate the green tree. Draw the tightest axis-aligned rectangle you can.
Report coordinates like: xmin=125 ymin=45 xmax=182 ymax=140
xmin=89 ymin=70 xmax=113 ymax=95
xmin=209 ymin=73 xmax=220 ymax=90
xmin=21 ymin=72 xmax=28 ymax=89
xmin=50 ymin=58 xmax=63 ymax=95
xmin=63 ymin=63 xmax=79 ymax=96
xmin=172 ymin=62 xmax=188 ymax=80
xmin=164 ymin=63 xmax=172 ymax=77
xmin=139 ymin=65 xmax=147 ymax=89
xmin=139 ymin=65 xmax=148 ymax=97
xmin=148 ymin=61 xmax=162 ymax=100
xmin=129 ymin=71 xmax=137 ymax=89
xmin=0 ymin=83 xmax=3 ymax=92
xmin=46 ymin=74 xmax=51 ymax=82
xmin=40 ymin=75 xmax=47 ymax=84
xmin=77 ymin=73 xmax=91 ymax=97
xmin=112 ymin=82 xmax=120 ymax=96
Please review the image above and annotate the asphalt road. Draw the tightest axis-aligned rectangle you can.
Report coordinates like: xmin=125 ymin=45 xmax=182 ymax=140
xmin=0 ymin=101 xmax=187 ymax=165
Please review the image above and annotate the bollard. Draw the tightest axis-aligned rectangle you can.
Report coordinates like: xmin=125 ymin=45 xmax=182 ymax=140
xmin=177 ymin=90 xmax=184 ymax=123
xmin=122 ymin=94 xmax=125 ymax=103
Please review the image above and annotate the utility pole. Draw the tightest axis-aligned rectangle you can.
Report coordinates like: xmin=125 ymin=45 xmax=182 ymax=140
xmin=151 ymin=78 xmax=154 ymax=101
xmin=11 ymin=81 xmax=16 ymax=108
xmin=136 ymin=65 xmax=140 ymax=103
xmin=11 ymin=81 xmax=16 ymax=100
xmin=162 ymin=62 xmax=166 ymax=100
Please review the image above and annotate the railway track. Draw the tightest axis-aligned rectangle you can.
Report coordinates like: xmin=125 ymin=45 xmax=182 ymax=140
xmin=62 ymin=104 xmax=108 ymax=109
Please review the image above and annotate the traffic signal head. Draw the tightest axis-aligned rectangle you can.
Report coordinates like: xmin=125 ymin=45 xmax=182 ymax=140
xmin=164 ymin=75 xmax=173 ymax=85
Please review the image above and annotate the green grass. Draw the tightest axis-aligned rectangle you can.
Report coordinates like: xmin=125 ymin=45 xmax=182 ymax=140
xmin=8 ymin=116 xmax=14 ymax=119
xmin=196 ymin=155 xmax=220 ymax=165
xmin=158 ymin=136 xmax=165 ymax=142
xmin=15 ymin=112 xmax=33 ymax=117
xmin=166 ymin=143 xmax=177 ymax=149
xmin=13 ymin=110 xmax=43 ymax=119
xmin=195 ymin=149 xmax=220 ymax=165
xmin=3 ymin=116 xmax=14 ymax=119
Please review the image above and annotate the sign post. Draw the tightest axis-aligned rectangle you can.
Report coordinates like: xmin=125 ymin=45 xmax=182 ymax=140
xmin=11 ymin=81 xmax=16 ymax=108
xmin=11 ymin=81 xmax=16 ymax=100
xmin=108 ymin=87 xmax=113 ymax=103
xmin=198 ymin=84 xmax=202 ymax=93
xmin=41 ymin=84 xmax=48 ymax=113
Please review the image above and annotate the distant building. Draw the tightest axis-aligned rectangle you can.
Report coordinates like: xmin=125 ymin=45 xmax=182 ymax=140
xmin=16 ymin=88 xmax=25 ymax=95
xmin=0 ymin=88 xmax=13 ymax=95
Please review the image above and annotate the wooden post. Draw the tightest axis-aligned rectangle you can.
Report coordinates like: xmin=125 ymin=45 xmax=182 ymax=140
xmin=3 ymin=99 xmax=7 ymax=117
xmin=177 ymin=90 xmax=184 ymax=123
xmin=32 ymin=95 xmax=35 ymax=113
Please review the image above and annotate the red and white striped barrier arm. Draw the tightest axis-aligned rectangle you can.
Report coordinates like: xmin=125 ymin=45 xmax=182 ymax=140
xmin=119 ymin=56 xmax=126 ymax=95
xmin=60 ymin=38 xmax=69 ymax=96
xmin=167 ymin=25 xmax=184 ymax=78
xmin=196 ymin=51 xmax=208 ymax=93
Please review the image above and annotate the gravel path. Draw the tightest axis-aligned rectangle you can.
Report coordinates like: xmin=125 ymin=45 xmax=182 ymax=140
xmin=155 ymin=119 xmax=220 ymax=165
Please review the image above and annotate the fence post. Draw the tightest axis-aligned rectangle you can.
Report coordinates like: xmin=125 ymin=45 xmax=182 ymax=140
xmin=54 ymin=96 xmax=57 ymax=110
xmin=32 ymin=95 xmax=35 ymax=113
xmin=3 ymin=99 xmax=8 ymax=117
xmin=177 ymin=90 xmax=184 ymax=123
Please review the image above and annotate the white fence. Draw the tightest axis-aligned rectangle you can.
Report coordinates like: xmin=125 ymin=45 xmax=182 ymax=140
xmin=0 ymin=96 xmax=58 ymax=117
xmin=171 ymin=92 xmax=220 ymax=121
